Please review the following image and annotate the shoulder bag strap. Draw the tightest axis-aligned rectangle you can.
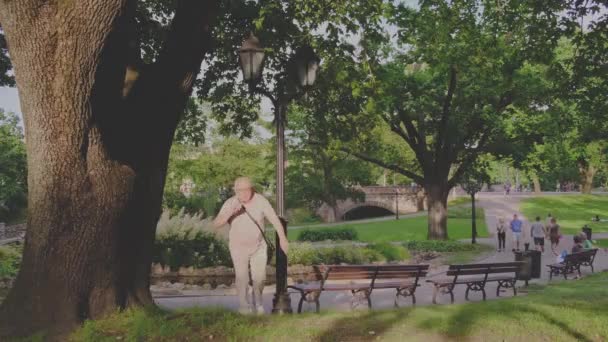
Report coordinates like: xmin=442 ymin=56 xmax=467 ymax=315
xmin=240 ymin=204 xmax=275 ymax=249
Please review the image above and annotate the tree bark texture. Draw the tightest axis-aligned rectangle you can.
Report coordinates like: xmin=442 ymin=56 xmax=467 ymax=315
xmin=579 ymin=163 xmax=596 ymax=194
xmin=0 ymin=0 xmax=217 ymax=338
xmin=425 ymin=182 xmax=450 ymax=240
xmin=532 ymin=174 xmax=541 ymax=194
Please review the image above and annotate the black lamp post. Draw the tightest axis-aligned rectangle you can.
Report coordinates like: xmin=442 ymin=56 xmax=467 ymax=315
xmin=461 ymin=179 xmax=482 ymax=244
xmin=294 ymin=45 xmax=320 ymax=91
xmin=394 ymin=188 xmax=400 ymax=220
xmin=238 ymin=33 xmax=266 ymax=93
xmin=238 ymin=33 xmax=320 ymax=314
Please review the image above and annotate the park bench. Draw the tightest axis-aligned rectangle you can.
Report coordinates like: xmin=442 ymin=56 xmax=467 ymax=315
xmin=287 ymin=264 xmax=429 ymax=313
xmin=426 ymin=262 xmax=524 ymax=304
xmin=547 ymin=248 xmax=598 ymax=280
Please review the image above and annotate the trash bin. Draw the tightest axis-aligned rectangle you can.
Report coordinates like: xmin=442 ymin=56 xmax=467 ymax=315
xmin=514 ymin=250 xmax=542 ymax=281
xmin=582 ymin=226 xmax=592 ymax=240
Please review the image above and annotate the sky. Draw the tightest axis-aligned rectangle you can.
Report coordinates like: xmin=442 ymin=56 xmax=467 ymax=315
xmin=1 ymin=1 xmax=603 ymax=129
xmin=0 ymin=86 xmax=21 ymax=120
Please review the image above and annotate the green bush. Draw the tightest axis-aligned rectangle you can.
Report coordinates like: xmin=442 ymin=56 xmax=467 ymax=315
xmin=288 ymin=243 xmax=386 ymax=265
xmin=153 ymin=231 xmax=232 ymax=270
xmin=404 ymin=240 xmax=479 ymax=252
xmin=287 ymin=207 xmax=322 ymax=225
xmin=368 ymin=242 xmax=410 ymax=261
xmin=154 ymin=209 xmax=231 ymax=270
xmin=0 ymin=244 xmax=22 ymax=278
xmin=297 ymin=227 xmax=358 ymax=242
xmin=162 ymin=191 xmax=213 ymax=217
xmin=288 ymin=243 xmax=321 ymax=265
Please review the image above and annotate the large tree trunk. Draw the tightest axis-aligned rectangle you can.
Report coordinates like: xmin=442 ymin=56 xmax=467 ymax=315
xmin=425 ymin=182 xmax=450 ymax=240
xmin=321 ymin=153 xmax=342 ymax=223
xmin=416 ymin=187 xmax=426 ymax=211
xmin=531 ymin=174 xmax=541 ymax=194
xmin=323 ymin=204 xmax=341 ymax=223
xmin=579 ymin=163 xmax=596 ymax=194
xmin=0 ymin=1 xmax=216 ymax=338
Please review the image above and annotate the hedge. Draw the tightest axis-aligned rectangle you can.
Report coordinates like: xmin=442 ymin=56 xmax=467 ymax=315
xmin=296 ymin=227 xmax=358 ymax=242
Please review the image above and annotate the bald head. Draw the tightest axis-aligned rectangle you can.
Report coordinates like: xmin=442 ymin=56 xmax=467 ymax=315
xmin=234 ymin=177 xmax=253 ymax=190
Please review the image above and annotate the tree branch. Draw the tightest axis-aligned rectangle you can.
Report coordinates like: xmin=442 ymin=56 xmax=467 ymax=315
xmin=153 ymin=0 xmax=218 ymax=96
xmin=254 ymin=86 xmax=278 ymax=107
xmin=338 ymin=146 xmax=424 ymax=183
xmin=396 ymin=108 xmax=431 ymax=172
xmin=437 ymin=65 xmax=457 ymax=163
xmin=447 ymin=133 xmax=489 ymax=188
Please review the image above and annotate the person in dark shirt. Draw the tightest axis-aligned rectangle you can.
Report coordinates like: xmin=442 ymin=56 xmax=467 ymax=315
xmin=572 ymin=235 xmax=584 ymax=254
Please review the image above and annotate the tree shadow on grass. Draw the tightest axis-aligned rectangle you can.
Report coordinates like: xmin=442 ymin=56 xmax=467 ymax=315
xmin=448 ymin=303 xmax=593 ymax=341
xmin=315 ymin=308 xmax=412 ymax=342
xmin=414 ymin=283 xmax=604 ymax=341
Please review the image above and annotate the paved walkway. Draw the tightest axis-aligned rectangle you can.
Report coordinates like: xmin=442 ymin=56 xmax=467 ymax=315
xmin=472 ymin=194 xmax=608 ymax=283
xmin=155 ymin=194 xmax=608 ymax=314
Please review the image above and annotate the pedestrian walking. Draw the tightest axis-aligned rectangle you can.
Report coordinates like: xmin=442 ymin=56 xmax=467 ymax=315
xmin=213 ymin=177 xmax=289 ymax=315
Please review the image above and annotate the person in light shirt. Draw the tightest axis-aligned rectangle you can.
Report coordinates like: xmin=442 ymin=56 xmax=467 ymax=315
xmin=530 ymin=216 xmax=546 ymax=253
xmin=213 ymin=177 xmax=289 ymax=315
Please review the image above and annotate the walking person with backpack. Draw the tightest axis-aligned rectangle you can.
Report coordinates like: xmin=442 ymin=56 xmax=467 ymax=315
xmin=213 ymin=177 xmax=289 ymax=315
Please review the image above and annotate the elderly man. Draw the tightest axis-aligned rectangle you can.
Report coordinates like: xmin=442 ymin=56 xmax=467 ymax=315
xmin=213 ymin=177 xmax=289 ymax=315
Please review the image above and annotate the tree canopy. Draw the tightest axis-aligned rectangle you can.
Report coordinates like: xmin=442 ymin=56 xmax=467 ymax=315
xmin=0 ymin=109 xmax=26 ymax=221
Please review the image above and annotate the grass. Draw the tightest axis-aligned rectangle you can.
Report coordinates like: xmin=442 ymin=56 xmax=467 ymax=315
xmin=521 ymin=195 xmax=608 ymax=234
xmin=596 ymin=239 xmax=608 ymax=248
xmin=70 ymin=272 xmax=608 ymax=341
xmin=442 ymin=244 xmax=494 ymax=264
xmin=447 ymin=196 xmax=473 ymax=206
xmin=288 ymin=206 xmax=487 ymax=243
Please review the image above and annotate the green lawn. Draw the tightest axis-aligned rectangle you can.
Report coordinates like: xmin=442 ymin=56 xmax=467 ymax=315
xmin=597 ymin=239 xmax=608 ymax=248
xmin=288 ymin=205 xmax=487 ymax=242
xmin=70 ymin=272 xmax=608 ymax=341
xmin=521 ymin=195 xmax=608 ymax=234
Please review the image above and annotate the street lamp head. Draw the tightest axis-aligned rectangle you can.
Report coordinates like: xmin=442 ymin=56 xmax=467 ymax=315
xmin=294 ymin=45 xmax=320 ymax=90
xmin=238 ymin=32 xmax=265 ymax=86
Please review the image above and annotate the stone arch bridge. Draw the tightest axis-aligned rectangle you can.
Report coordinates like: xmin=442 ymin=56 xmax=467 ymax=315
xmin=316 ymin=186 xmax=426 ymax=223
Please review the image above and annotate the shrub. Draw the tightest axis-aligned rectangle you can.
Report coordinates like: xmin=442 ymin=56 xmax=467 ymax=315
xmin=360 ymin=248 xmax=385 ymax=263
xmin=404 ymin=240 xmax=479 ymax=252
xmin=163 ymin=191 xmax=208 ymax=216
xmin=368 ymin=242 xmax=410 ymax=261
xmin=287 ymin=207 xmax=322 ymax=225
xmin=288 ymin=243 xmax=321 ymax=266
xmin=288 ymin=244 xmax=385 ymax=266
xmin=0 ymin=244 xmax=22 ymax=278
xmin=154 ymin=209 xmax=232 ymax=270
xmin=297 ymin=227 xmax=358 ymax=242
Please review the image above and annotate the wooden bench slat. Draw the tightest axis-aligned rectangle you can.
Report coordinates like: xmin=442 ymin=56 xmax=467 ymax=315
xmin=375 ymin=273 xmax=428 ymax=279
xmin=448 ymin=262 xmax=523 ymax=270
xmin=326 ymin=274 xmax=376 ymax=280
xmin=447 ymin=268 xmax=520 ymax=276
xmin=372 ymin=281 xmax=416 ymax=289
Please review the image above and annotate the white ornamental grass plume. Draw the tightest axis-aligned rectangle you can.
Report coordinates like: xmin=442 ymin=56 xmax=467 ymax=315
xmin=155 ymin=208 xmax=227 ymax=240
